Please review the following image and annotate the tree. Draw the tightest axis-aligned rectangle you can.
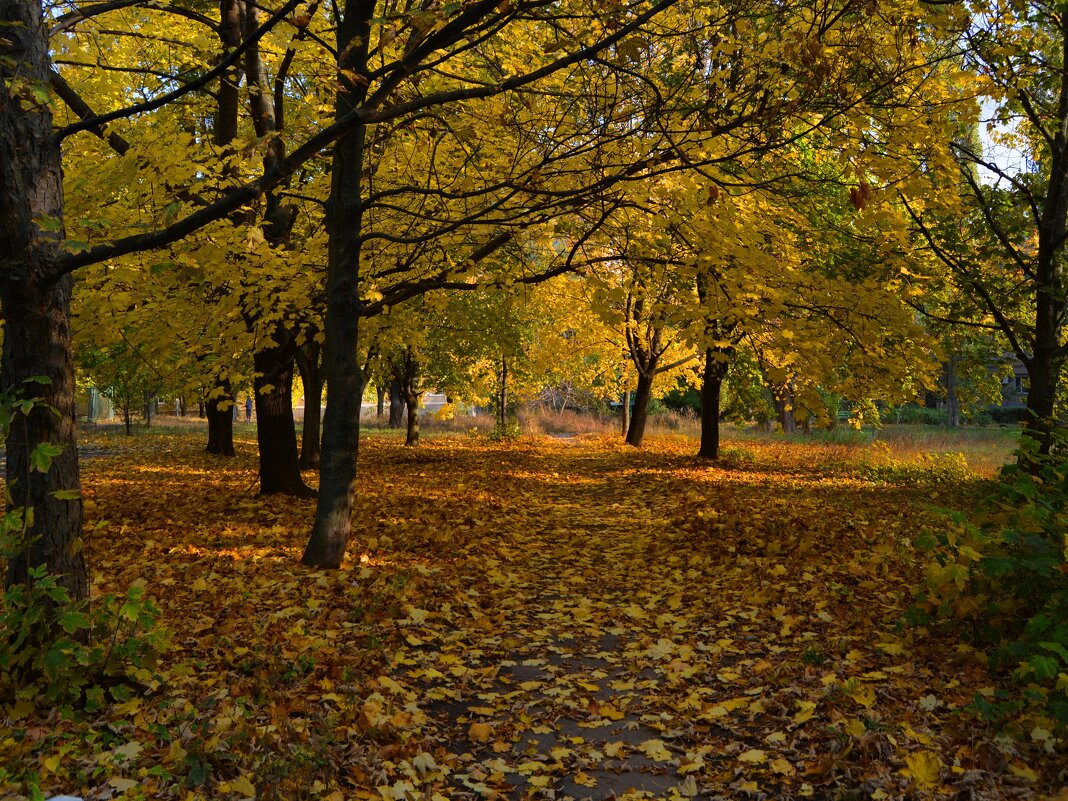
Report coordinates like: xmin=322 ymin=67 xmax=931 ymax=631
xmin=902 ymin=0 xmax=1068 ymax=455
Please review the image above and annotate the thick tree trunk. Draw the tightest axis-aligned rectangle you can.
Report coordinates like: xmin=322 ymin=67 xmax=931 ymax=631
xmin=405 ymin=393 xmax=420 ymax=446
xmin=296 ymin=340 xmax=323 ymax=470
xmin=1 ymin=0 xmax=86 ymax=597
xmin=625 ymin=370 xmax=655 ymax=447
xmin=254 ymin=335 xmax=314 ymax=497
xmin=205 ymin=380 xmax=236 ymax=455
xmin=302 ymin=8 xmax=372 ymax=569
xmin=774 ymin=387 xmax=797 ymax=434
xmin=389 ymin=379 xmax=404 ymax=428
xmin=1022 ymin=354 xmax=1060 ymax=459
xmin=698 ymin=348 xmax=730 ymax=459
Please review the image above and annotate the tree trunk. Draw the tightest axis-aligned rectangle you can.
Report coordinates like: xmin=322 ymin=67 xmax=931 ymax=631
xmin=1022 ymin=354 xmax=1059 ymax=459
xmin=621 ymin=390 xmax=630 ymax=437
xmin=498 ymin=357 xmax=509 ymax=428
xmin=388 ymin=379 xmax=404 ymax=428
xmin=376 ymin=383 xmax=386 ymax=418
xmin=626 ymin=370 xmax=655 ymax=447
xmin=301 ymin=8 xmax=372 ymax=569
xmin=123 ymin=405 xmax=132 ymax=436
xmin=945 ymin=357 xmax=960 ymax=427
xmin=774 ymin=387 xmax=797 ymax=434
xmin=296 ymin=339 xmax=323 ymax=470
xmin=1 ymin=0 xmax=85 ymax=597
xmin=405 ymin=393 xmax=420 ymax=446
xmin=205 ymin=380 xmax=236 ymax=456
xmin=254 ymin=334 xmax=314 ymax=497
xmin=698 ymin=348 xmax=730 ymax=459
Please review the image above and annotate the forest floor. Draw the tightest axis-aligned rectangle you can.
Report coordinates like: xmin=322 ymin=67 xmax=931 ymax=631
xmin=2 ymin=431 xmax=1065 ymax=800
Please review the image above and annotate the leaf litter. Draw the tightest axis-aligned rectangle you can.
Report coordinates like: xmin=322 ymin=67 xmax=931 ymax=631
xmin=2 ymin=431 xmax=1063 ymax=800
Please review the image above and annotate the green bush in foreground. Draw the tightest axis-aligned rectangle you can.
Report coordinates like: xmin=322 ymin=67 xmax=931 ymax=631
xmin=915 ymin=433 xmax=1068 ymax=727
xmin=0 ymin=569 xmax=164 ymax=709
xmin=0 ymin=380 xmax=164 ymax=710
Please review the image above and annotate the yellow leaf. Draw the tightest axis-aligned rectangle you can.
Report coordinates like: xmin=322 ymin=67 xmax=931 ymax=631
xmin=636 ymin=739 xmax=673 ymax=761
xmin=109 ymin=777 xmax=139 ymax=793
xmin=1008 ymin=761 xmax=1038 ymax=783
xmin=230 ymin=774 xmax=256 ymax=798
xmin=793 ymin=700 xmax=817 ymax=723
xmin=469 ymin=722 xmax=493 ymax=742
xmin=166 ymin=740 xmax=188 ymax=763
xmin=844 ymin=718 xmax=866 ymax=738
xmin=848 ymin=684 xmax=876 ymax=709
xmin=770 ymin=758 xmax=796 ymax=775
xmin=41 ymin=755 xmax=61 ymax=774
xmin=737 ymin=749 xmax=767 ymax=764
xmin=902 ymin=751 xmax=941 ymax=789
xmin=574 ymin=771 xmax=597 ymax=787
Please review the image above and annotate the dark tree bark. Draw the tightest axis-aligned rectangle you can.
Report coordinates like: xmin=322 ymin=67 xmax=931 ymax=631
xmin=774 ymin=389 xmax=797 ymax=434
xmin=698 ymin=348 xmax=731 ymax=459
xmin=390 ymin=348 xmax=422 ymax=446
xmin=388 ymin=379 xmax=404 ymax=428
xmin=1 ymin=0 xmax=86 ymax=597
xmin=376 ymin=383 xmax=386 ymax=418
xmin=301 ymin=6 xmax=372 ymax=569
xmin=296 ymin=337 xmax=323 ymax=470
xmin=497 ymin=357 xmax=509 ymax=429
xmin=205 ymin=380 xmax=236 ymax=456
xmin=254 ymin=329 xmax=314 ymax=496
xmin=944 ymin=356 xmax=960 ymax=427
xmin=625 ymin=368 xmax=655 ymax=447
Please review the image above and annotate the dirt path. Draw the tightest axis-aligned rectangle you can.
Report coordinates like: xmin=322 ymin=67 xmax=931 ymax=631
xmin=364 ymin=442 xmax=1021 ymax=801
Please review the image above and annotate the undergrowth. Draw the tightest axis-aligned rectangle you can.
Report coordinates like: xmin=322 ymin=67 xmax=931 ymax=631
xmin=914 ymin=431 xmax=1068 ymax=729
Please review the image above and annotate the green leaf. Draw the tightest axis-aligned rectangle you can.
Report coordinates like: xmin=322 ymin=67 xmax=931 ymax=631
xmin=59 ymin=610 xmax=91 ymax=634
xmin=29 ymin=443 xmax=63 ymax=473
xmin=51 ymin=489 xmax=82 ymax=501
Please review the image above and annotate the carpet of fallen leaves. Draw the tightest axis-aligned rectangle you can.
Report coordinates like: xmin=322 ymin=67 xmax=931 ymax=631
xmin=3 ymin=430 xmax=1066 ymax=801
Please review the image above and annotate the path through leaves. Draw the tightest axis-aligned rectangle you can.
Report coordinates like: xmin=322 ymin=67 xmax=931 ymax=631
xmin=3 ymin=432 xmax=1061 ymax=800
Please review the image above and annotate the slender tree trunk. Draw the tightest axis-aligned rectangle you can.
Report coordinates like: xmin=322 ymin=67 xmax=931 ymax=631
xmin=945 ymin=357 xmax=960 ymax=427
xmin=698 ymin=348 xmax=730 ymax=459
xmin=626 ymin=370 xmax=655 ymax=447
xmin=301 ymin=7 xmax=372 ymax=569
xmin=254 ymin=333 xmax=313 ymax=496
xmin=123 ymin=406 xmax=132 ymax=436
xmin=388 ymin=379 xmax=404 ymax=428
xmin=376 ymin=383 xmax=386 ymax=418
xmin=498 ymin=357 xmax=509 ymax=428
xmin=1 ymin=0 xmax=85 ymax=597
xmin=205 ymin=380 xmax=236 ymax=456
xmin=621 ymin=390 xmax=630 ymax=437
xmin=296 ymin=339 xmax=323 ymax=470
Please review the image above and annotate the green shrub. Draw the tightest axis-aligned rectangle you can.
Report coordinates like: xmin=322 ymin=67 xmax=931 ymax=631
xmin=914 ymin=432 xmax=1068 ymax=727
xmin=988 ymin=406 xmax=1030 ymax=426
xmin=884 ymin=404 xmax=948 ymax=425
xmin=488 ymin=419 xmax=522 ymax=441
xmin=0 ymin=378 xmax=165 ymax=709
xmin=0 ymin=568 xmax=164 ymax=708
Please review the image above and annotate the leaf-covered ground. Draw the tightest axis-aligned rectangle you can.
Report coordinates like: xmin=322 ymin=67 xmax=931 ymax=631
xmin=3 ymin=431 xmax=1065 ymax=800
